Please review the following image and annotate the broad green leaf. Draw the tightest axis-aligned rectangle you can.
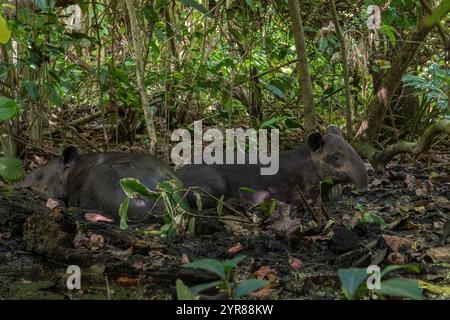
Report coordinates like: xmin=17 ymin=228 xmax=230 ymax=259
xmin=118 ymin=198 xmax=129 ymax=230
xmin=223 ymin=255 xmax=246 ymax=273
xmin=120 ymin=178 xmax=159 ymax=200
xmin=183 ymin=258 xmax=226 ymax=279
xmin=264 ymin=83 xmax=285 ymax=99
xmin=377 ymin=278 xmax=423 ymax=300
xmin=338 ymin=268 xmax=368 ymax=300
xmin=0 ymin=15 xmax=11 ymax=44
xmin=176 ymin=279 xmax=197 ymax=300
xmin=0 ymin=157 xmax=25 ymax=182
xmin=0 ymin=96 xmax=21 ymax=121
xmin=234 ymin=279 xmax=268 ymax=299
xmin=180 ymin=0 xmax=208 ymax=15
xmin=189 ymin=280 xmax=221 ymax=295
xmin=362 ymin=212 xmax=388 ymax=230
xmin=381 ymin=264 xmax=421 ymax=278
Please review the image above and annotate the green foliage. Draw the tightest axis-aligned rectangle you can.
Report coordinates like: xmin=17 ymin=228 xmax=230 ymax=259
xmin=338 ymin=264 xmax=422 ymax=300
xmin=0 ymin=14 xmax=11 ymax=44
xmin=0 ymin=157 xmax=25 ymax=181
xmin=0 ymin=97 xmax=21 ymax=121
xmin=120 ymin=178 xmax=191 ymax=235
xmin=178 ymin=255 xmax=268 ymax=299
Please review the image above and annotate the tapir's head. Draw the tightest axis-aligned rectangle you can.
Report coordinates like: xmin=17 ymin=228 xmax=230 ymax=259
xmin=20 ymin=145 xmax=81 ymax=200
xmin=20 ymin=158 xmax=65 ymax=199
xmin=307 ymin=125 xmax=368 ymax=192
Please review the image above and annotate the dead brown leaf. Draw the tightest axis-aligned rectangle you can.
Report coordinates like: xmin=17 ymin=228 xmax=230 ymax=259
xmin=227 ymin=243 xmax=243 ymax=255
xmin=288 ymin=256 xmax=304 ymax=270
xmin=425 ymin=246 xmax=450 ymax=263
xmin=382 ymin=234 xmax=411 ymax=252
xmin=254 ymin=266 xmax=277 ymax=281
xmin=46 ymin=198 xmax=63 ymax=210
xmin=250 ymin=286 xmax=274 ymax=298
xmin=84 ymin=213 xmax=114 ymax=223
xmin=89 ymin=233 xmax=105 ymax=251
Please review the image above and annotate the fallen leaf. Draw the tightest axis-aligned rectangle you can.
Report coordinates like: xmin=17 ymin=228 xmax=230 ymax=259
xmin=85 ymin=213 xmax=114 ymax=223
xmin=250 ymin=286 xmax=274 ymax=298
xmin=268 ymin=202 xmax=300 ymax=237
xmin=425 ymin=246 xmax=450 ymax=263
xmin=288 ymin=256 xmax=304 ymax=270
xmin=181 ymin=254 xmax=190 ymax=264
xmin=254 ymin=266 xmax=277 ymax=281
xmin=46 ymin=198 xmax=63 ymax=210
xmin=89 ymin=233 xmax=105 ymax=251
xmin=109 ymin=246 xmax=133 ymax=260
xmin=116 ymin=276 xmax=139 ymax=286
xmin=227 ymin=243 xmax=243 ymax=255
xmin=387 ymin=251 xmax=407 ymax=264
xmin=382 ymin=234 xmax=411 ymax=252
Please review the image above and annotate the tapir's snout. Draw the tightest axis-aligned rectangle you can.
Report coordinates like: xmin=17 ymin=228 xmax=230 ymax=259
xmin=347 ymin=158 xmax=368 ymax=192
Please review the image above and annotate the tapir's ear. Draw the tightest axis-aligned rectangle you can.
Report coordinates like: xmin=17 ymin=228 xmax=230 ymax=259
xmin=306 ymin=132 xmax=323 ymax=152
xmin=326 ymin=124 xmax=342 ymax=136
xmin=62 ymin=145 xmax=80 ymax=167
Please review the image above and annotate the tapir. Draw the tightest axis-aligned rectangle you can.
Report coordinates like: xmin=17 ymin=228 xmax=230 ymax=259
xmin=177 ymin=125 xmax=368 ymax=208
xmin=21 ymin=146 xmax=182 ymax=223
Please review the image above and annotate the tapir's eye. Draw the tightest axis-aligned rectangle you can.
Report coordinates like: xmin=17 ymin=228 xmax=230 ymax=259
xmin=35 ymin=174 xmax=43 ymax=181
xmin=327 ymin=154 xmax=341 ymax=166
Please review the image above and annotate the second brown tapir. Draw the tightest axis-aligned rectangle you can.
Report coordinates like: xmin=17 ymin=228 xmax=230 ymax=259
xmin=21 ymin=125 xmax=368 ymax=223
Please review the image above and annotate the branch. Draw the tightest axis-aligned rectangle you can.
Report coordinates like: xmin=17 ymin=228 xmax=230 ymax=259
xmin=375 ymin=119 xmax=450 ymax=168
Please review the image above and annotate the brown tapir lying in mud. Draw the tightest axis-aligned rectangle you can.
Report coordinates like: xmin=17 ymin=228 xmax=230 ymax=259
xmin=177 ymin=125 xmax=368 ymax=209
xmin=21 ymin=146 xmax=182 ymax=223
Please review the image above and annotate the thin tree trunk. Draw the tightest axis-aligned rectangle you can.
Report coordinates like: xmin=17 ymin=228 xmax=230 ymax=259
xmin=355 ymin=0 xmax=449 ymax=145
xmin=125 ymin=0 xmax=157 ymax=155
xmin=287 ymin=0 xmax=316 ymax=135
xmin=330 ymin=0 xmax=352 ymax=139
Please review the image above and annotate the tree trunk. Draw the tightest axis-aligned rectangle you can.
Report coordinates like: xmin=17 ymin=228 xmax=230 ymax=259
xmin=355 ymin=0 xmax=449 ymax=145
xmin=287 ymin=0 xmax=316 ymax=135
xmin=125 ymin=0 xmax=157 ymax=155
xmin=330 ymin=0 xmax=352 ymax=139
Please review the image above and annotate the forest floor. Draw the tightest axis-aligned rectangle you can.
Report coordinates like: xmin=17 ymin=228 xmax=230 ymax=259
xmin=0 ymin=154 xmax=449 ymax=300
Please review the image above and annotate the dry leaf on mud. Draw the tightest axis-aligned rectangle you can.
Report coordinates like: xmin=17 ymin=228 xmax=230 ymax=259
xmin=382 ymin=234 xmax=411 ymax=252
xmin=250 ymin=286 xmax=274 ymax=298
xmin=89 ymin=233 xmax=105 ymax=251
xmin=46 ymin=198 xmax=63 ymax=210
xmin=387 ymin=251 xmax=407 ymax=264
xmin=288 ymin=256 xmax=304 ymax=270
xmin=116 ymin=276 xmax=139 ymax=286
xmin=227 ymin=243 xmax=243 ymax=255
xmin=425 ymin=246 xmax=450 ymax=263
xmin=109 ymin=246 xmax=133 ymax=260
xmin=268 ymin=202 xmax=300 ymax=237
xmin=181 ymin=253 xmax=190 ymax=264
xmin=132 ymin=260 xmax=145 ymax=270
xmin=254 ymin=266 xmax=277 ymax=281
xmin=84 ymin=213 xmax=114 ymax=222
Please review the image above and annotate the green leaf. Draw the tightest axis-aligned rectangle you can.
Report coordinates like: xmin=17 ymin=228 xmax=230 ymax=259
xmin=234 ymin=279 xmax=268 ymax=299
xmin=264 ymin=83 xmax=285 ymax=99
xmin=118 ymin=198 xmax=129 ymax=230
xmin=376 ymin=278 xmax=423 ymax=300
xmin=183 ymin=259 xmax=226 ymax=279
xmin=362 ymin=212 xmax=388 ymax=230
xmin=179 ymin=0 xmax=208 ymax=15
xmin=380 ymin=25 xmax=396 ymax=46
xmin=216 ymin=195 xmax=224 ymax=215
xmin=0 ymin=15 xmax=11 ymax=44
xmin=245 ymin=0 xmax=255 ymax=11
xmin=189 ymin=280 xmax=221 ymax=295
xmin=337 ymin=268 xmax=368 ymax=300
xmin=239 ymin=186 xmax=256 ymax=193
xmin=120 ymin=178 xmax=159 ymax=200
xmin=176 ymin=279 xmax=197 ymax=300
xmin=223 ymin=255 xmax=246 ymax=274
xmin=381 ymin=264 xmax=421 ymax=278
xmin=33 ymin=0 xmax=56 ymax=11
xmin=0 ymin=96 xmax=21 ymax=121
xmin=0 ymin=157 xmax=25 ymax=182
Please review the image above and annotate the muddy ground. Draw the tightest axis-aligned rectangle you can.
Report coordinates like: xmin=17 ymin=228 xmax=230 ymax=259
xmin=0 ymin=157 xmax=449 ymax=300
